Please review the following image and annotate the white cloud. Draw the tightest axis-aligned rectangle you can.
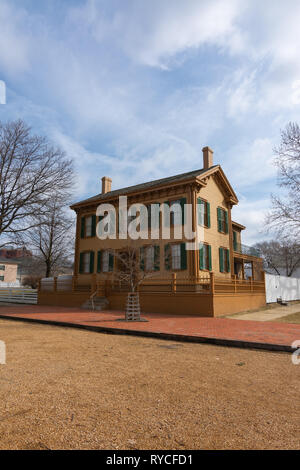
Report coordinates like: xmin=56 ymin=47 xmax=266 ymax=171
xmin=0 ymin=1 xmax=31 ymax=74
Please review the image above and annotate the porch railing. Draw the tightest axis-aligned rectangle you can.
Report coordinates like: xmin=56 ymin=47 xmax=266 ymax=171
xmin=39 ymin=272 xmax=265 ymax=296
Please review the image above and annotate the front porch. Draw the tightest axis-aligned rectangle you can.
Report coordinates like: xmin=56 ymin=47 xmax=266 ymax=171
xmin=38 ymin=272 xmax=266 ymax=317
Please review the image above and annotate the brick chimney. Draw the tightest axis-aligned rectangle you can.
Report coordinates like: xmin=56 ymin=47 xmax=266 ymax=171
xmin=101 ymin=176 xmax=112 ymax=194
xmin=202 ymin=146 xmax=214 ymax=169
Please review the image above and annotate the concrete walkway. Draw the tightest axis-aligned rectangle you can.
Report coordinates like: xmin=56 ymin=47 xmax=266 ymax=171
xmin=0 ymin=304 xmax=300 ymax=353
xmin=226 ymin=302 xmax=300 ymax=322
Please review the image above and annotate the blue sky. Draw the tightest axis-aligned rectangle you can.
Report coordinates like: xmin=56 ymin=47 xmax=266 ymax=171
xmin=1 ymin=0 xmax=300 ymax=244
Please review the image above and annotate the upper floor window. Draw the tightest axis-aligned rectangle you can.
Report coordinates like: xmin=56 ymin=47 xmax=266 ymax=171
xmin=0 ymin=265 xmax=5 ymax=271
xmin=80 ymin=215 xmax=96 ymax=238
xmin=217 ymin=208 xmax=228 ymax=234
xmin=197 ymin=198 xmax=211 ymax=228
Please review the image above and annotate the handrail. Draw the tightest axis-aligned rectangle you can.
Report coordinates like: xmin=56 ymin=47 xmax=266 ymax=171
xmin=89 ymin=290 xmax=98 ymax=311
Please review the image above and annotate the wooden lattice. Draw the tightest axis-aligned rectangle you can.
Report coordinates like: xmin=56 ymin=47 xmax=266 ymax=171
xmin=125 ymin=292 xmax=141 ymax=321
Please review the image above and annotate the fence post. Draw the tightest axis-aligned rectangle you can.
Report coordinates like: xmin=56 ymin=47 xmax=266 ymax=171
xmin=172 ymin=273 xmax=177 ymax=293
xmin=53 ymin=277 xmax=57 ymax=292
xmin=250 ymin=276 xmax=253 ymax=292
xmin=72 ymin=275 xmax=76 ymax=292
xmin=210 ymin=272 xmax=215 ymax=294
xmin=234 ymin=274 xmax=237 ymax=293
xmin=38 ymin=279 xmax=41 ymax=293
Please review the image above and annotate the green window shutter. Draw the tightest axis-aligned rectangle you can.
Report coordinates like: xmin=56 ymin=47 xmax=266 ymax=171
xmin=80 ymin=217 xmax=85 ymax=238
xmin=164 ymin=201 xmax=170 ymax=227
xmin=97 ymin=251 xmax=102 ymax=273
xmin=199 ymin=244 xmax=204 ymax=270
xmin=206 ymin=202 xmax=211 ymax=228
xmin=140 ymin=247 xmax=145 ymax=271
xmin=217 ymin=208 xmax=222 ymax=232
xmin=109 ymin=252 xmax=114 ymax=271
xmin=224 ymin=210 xmax=229 ymax=234
xmin=79 ymin=253 xmax=84 ymax=273
xmin=154 ymin=245 xmax=160 ymax=271
xmin=164 ymin=244 xmax=171 ymax=270
xmin=219 ymin=247 xmax=224 ymax=273
xmin=180 ymin=243 xmax=187 ymax=270
xmin=226 ymin=249 xmax=230 ymax=273
xmin=233 ymin=231 xmax=237 ymax=251
xmin=180 ymin=197 xmax=186 ymax=225
xmin=91 ymin=215 xmax=96 ymax=237
xmin=89 ymin=251 xmax=94 ymax=273
xmin=208 ymin=245 xmax=212 ymax=271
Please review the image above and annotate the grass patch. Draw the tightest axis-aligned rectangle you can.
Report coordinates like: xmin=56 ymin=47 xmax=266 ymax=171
xmin=275 ymin=312 xmax=300 ymax=324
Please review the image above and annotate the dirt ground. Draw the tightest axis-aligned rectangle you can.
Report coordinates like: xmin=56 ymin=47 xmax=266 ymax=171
xmin=0 ymin=318 xmax=299 ymax=450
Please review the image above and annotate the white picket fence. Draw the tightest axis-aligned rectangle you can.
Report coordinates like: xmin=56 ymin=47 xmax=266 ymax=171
xmin=265 ymin=274 xmax=300 ymax=303
xmin=0 ymin=287 xmax=38 ymax=304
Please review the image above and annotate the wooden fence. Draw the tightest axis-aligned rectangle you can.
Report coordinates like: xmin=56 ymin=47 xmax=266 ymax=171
xmin=0 ymin=287 xmax=38 ymax=304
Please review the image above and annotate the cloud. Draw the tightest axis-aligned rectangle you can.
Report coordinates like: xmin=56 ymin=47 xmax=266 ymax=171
xmin=0 ymin=1 xmax=31 ymax=74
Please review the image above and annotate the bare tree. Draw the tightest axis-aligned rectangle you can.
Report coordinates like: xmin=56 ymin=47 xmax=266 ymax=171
xmin=24 ymin=197 xmax=75 ymax=278
xmin=254 ymin=238 xmax=300 ymax=277
xmin=0 ymin=119 xmax=74 ymax=247
xmin=111 ymin=245 xmax=161 ymax=320
xmin=267 ymin=122 xmax=300 ymax=237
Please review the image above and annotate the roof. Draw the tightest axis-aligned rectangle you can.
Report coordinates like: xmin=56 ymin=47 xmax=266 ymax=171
xmin=232 ymin=221 xmax=246 ymax=230
xmin=71 ymin=165 xmax=225 ymax=209
xmin=0 ymin=258 xmax=19 ymax=265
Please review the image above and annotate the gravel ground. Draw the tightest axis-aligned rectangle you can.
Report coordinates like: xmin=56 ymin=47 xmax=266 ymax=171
xmin=0 ymin=318 xmax=299 ymax=450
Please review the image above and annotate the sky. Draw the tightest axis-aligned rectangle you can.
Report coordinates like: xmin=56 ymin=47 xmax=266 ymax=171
xmin=1 ymin=0 xmax=300 ymax=245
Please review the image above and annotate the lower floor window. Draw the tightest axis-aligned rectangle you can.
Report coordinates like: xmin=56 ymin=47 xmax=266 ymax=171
xmin=102 ymin=250 xmax=110 ymax=272
xmin=219 ymin=247 xmax=230 ymax=273
xmin=0 ymin=275 xmax=4 ymax=281
xmin=199 ymin=243 xmax=211 ymax=270
xmin=83 ymin=252 xmax=91 ymax=273
xmin=171 ymin=244 xmax=181 ymax=270
xmin=145 ymin=246 xmax=154 ymax=271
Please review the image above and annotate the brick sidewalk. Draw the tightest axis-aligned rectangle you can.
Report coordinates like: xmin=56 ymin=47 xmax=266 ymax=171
xmin=0 ymin=304 xmax=299 ymax=352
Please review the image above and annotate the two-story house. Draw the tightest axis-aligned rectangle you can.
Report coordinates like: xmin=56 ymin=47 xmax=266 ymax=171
xmin=38 ymin=147 xmax=265 ymax=316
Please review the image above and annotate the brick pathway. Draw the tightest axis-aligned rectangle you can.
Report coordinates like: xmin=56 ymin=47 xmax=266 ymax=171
xmin=0 ymin=304 xmax=299 ymax=352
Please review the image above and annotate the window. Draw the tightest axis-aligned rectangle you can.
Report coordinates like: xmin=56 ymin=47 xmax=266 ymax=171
xmin=199 ymin=244 xmax=212 ymax=271
xmin=79 ymin=251 xmax=94 ymax=274
xmin=145 ymin=246 xmax=154 ymax=271
xmin=85 ymin=216 xmax=92 ymax=237
xmin=219 ymin=247 xmax=230 ymax=273
xmin=170 ymin=200 xmax=182 ymax=226
xmin=217 ymin=208 xmax=228 ymax=233
xmin=171 ymin=244 xmax=181 ymax=270
xmin=83 ymin=252 xmax=91 ymax=273
xmin=80 ymin=215 xmax=96 ymax=238
xmin=0 ymin=265 xmax=5 ymax=271
xmin=97 ymin=250 xmax=114 ymax=272
xmin=197 ymin=199 xmax=210 ymax=228
xmin=0 ymin=275 xmax=4 ymax=281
